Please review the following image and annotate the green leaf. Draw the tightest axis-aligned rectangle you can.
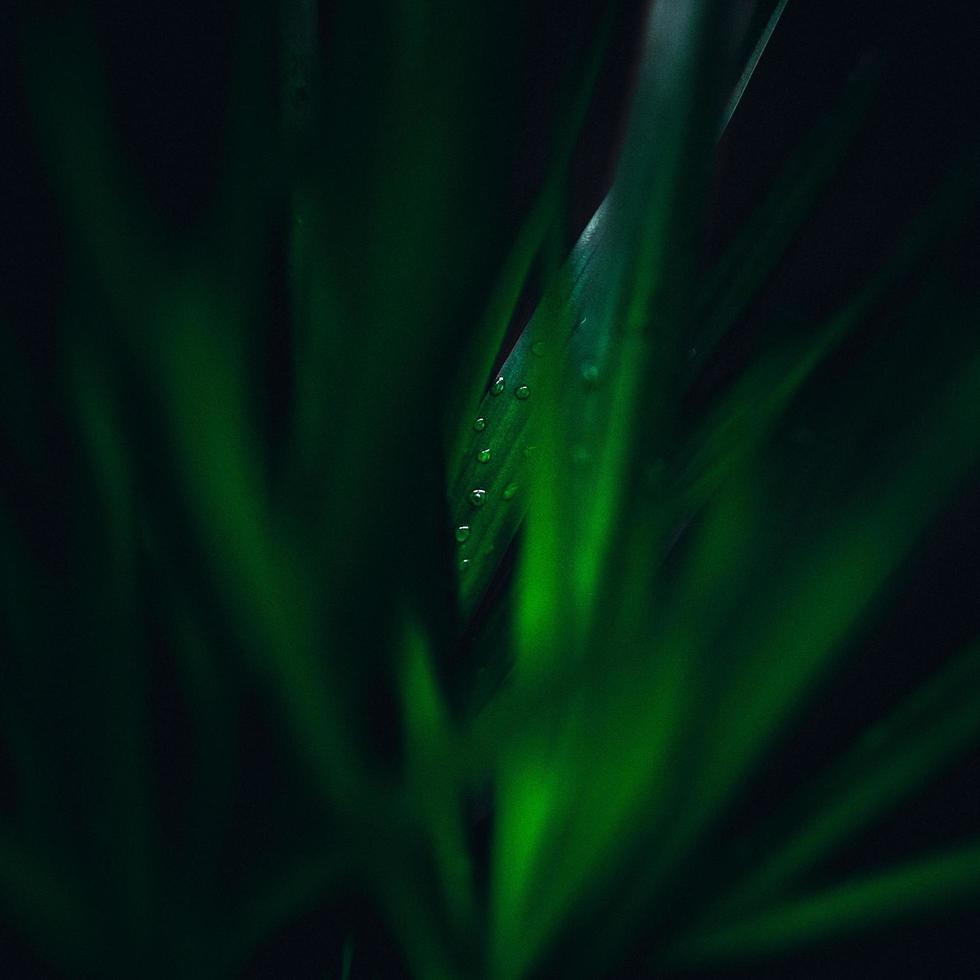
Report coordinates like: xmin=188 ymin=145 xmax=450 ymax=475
xmin=668 ymin=840 xmax=980 ymax=967
xmin=708 ymin=639 xmax=980 ymax=921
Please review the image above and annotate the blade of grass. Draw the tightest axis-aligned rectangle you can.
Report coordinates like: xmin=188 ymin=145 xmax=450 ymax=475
xmin=490 ymin=4 xmax=727 ymax=975
xmin=719 ymin=0 xmax=791 ymax=133
xmin=444 ymin=2 xmax=620 ymax=466
xmin=490 ymin=177 xmax=980 ymax=976
xmin=400 ymin=618 xmax=477 ymax=947
xmin=448 ymin=2 xmax=846 ymax=621
xmin=0 ymin=830 xmax=96 ymax=977
xmin=666 ymin=840 xmax=980 ymax=968
xmin=68 ymin=329 xmax=158 ymax=965
xmin=708 ymin=638 xmax=980 ymax=921
xmin=693 ymin=58 xmax=879 ymax=362
xmin=680 ymin=304 xmax=980 ymax=847
xmin=220 ymin=852 xmax=344 ymax=980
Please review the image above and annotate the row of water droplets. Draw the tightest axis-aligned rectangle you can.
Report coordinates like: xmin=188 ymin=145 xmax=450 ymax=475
xmin=455 ymin=330 xmax=603 ymax=575
xmin=456 ymin=369 xmax=530 ymax=572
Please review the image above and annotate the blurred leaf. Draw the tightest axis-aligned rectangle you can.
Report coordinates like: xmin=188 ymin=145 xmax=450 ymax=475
xmin=0 ymin=830 xmax=95 ymax=976
xmin=709 ymin=638 xmax=980 ymax=921
xmin=490 ymin=2 xmax=726 ymax=974
xmin=668 ymin=840 xmax=980 ymax=967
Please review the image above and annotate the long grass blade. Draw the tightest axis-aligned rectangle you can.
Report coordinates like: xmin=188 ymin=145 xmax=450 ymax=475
xmin=709 ymin=639 xmax=980 ymax=921
xmin=667 ymin=840 xmax=980 ymax=968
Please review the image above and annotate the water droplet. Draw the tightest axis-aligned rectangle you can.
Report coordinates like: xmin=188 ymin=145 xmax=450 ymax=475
xmin=523 ymin=445 xmax=537 ymax=459
xmin=581 ymin=363 xmax=599 ymax=388
xmin=477 ymin=448 xmax=492 ymax=464
xmin=469 ymin=489 xmax=487 ymax=507
xmin=491 ymin=376 xmax=505 ymax=396
xmin=455 ymin=525 xmax=471 ymax=543
xmin=515 ymin=385 xmax=530 ymax=400
xmin=531 ymin=340 xmax=545 ymax=357
xmin=459 ymin=558 xmax=471 ymax=572
xmin=473 ymin=417 xmax=486 ymax=432
xmin=502 ymin=483 xmax=518 ymax=500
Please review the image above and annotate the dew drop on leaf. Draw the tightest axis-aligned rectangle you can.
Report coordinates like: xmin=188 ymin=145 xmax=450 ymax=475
xmin=469 ymin=489 xmax=487 ymax=507
xmin=455 ymin=525 xmax=471 ymax=542
xmin=473 ymin=417 xmax=486 ymax=431
xmin=515 ymin=385 xmax=530 ymax=400
xmin=477 ymin=448 xmax=492 ymax=463
xmin=491 ymin=376 xmax=505 ymax=396
xmin=531 ymin=341 xmax=545 ymax=357
xmin=581 ymin=363 xmax=599 ymax=388
xmin=502 ymin=483 xmax=518 ymax=500
xmin=459 ymin=558 xmax=471 ymax=572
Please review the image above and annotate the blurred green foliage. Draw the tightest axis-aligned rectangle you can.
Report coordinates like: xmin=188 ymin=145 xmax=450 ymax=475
xmin=2 ymin=1 xmax=979 ymax=977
